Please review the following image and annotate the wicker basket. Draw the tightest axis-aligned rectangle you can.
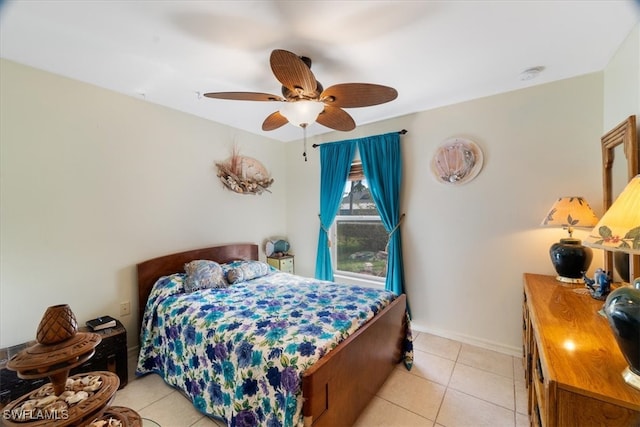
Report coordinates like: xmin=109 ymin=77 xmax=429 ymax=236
xmin=84 ymin=406 xmax=130 ymax=427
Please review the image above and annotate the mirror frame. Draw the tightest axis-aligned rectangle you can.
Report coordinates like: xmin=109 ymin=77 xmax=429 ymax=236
xmin=601 ymin=115 xmax=639 ymax=281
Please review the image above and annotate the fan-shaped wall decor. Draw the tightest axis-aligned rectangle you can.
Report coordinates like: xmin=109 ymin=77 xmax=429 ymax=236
xmin=431 ymin=137 xmax=483 ymax=185
xmin=215 ymin=152 xmax=273 ymax=195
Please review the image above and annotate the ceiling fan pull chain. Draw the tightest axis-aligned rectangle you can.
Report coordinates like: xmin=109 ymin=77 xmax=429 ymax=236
xmin=302 ymin=124 xmax=308 ymax=162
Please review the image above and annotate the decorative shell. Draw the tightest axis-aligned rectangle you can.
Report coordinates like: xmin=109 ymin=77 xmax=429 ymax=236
xmin=30 ymin=384 xmax=55 ymax=398
xmin=36 ymin=395 xmax=58 ymax=406
xmin=65 ymin=390 xmax=89 ymax=404
xmin=431 ymin=138 xmax=483 ymax=185
xmin=215 ymin=152 xmax=273 ymax=195
xmin=11 ymin=373 xmax=103 ymax=422
xmin=89 ymin=417 xmax=124 ymax=427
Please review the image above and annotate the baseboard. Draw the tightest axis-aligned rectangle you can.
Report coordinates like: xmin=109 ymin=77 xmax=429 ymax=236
xmin=410 ymin=323 xmax=522 ymax=358
xmin=128 ymin=345 xmax=139 ymax=359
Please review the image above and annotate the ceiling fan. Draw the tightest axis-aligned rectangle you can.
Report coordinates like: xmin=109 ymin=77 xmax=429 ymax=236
xmin=203 ymin=49 xmax=398 ymax=133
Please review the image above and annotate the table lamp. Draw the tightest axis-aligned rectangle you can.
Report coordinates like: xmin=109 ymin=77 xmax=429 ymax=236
xmin=541 ymin=196 xmax=599 ymax=283
xmin=584 ymin=174 xmax=640 ymax=390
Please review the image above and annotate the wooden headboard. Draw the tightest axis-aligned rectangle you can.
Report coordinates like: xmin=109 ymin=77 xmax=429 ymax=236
xmin=136 ymin=243 xmax=258 ymax=333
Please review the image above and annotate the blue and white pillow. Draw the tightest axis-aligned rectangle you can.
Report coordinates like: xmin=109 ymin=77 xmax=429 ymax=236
xmin=184 ymin=260 xmax=227 ymax=292
xmin=225 ymin=260 xmax=272 ymax=284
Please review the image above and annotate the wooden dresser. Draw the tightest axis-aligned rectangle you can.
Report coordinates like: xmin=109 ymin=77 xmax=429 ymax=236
xmin=522 ymin=273 xmax=640 ymax=427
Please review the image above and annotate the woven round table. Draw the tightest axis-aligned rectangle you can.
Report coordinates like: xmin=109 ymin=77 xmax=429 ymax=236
xmin=2 ymin=371 xmax=120 ymax=427
xmin=91 ymin=405 xmax=142 ymax=427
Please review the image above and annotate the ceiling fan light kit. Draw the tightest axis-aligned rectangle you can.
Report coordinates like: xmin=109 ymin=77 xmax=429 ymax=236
xmin=279 ymin=100 xmax=325 ymax=127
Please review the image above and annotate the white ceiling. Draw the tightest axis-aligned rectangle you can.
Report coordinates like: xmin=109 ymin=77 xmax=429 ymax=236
xmin=1 ymin=1 xmax=638 ymax=142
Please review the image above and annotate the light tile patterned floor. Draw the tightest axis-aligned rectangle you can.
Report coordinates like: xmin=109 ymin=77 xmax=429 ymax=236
xmin=114 ymin=332 xmax=530 ymax=426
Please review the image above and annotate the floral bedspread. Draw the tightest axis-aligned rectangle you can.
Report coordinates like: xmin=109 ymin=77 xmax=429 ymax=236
xmin=137 ymin=271 xmax=413 ymax=427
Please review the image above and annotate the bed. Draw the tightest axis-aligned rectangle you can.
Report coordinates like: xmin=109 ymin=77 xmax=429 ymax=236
xmin=135 ymin=243 xmax=412 ymax=427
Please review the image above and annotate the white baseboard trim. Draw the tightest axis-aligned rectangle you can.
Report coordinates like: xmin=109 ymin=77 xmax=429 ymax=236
xmin=410 ymin=322 xmax=522 ymax=358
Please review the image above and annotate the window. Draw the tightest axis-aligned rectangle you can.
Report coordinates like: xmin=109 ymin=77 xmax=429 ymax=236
xmin=331 ymin=173 xmax=387 ymax=281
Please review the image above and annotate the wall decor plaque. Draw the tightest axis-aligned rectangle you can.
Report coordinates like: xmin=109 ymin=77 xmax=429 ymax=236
xmin=431 ymin=137 xmax=483 ymax=185
xmin=215 ymin=151 xmax=273 ymax=195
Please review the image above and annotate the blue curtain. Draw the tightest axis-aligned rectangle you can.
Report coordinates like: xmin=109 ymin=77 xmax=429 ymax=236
xmin=358 ymin=132 xmax=406 ymax=297
xmin=315 ymin=140 xmax=356 ymax=280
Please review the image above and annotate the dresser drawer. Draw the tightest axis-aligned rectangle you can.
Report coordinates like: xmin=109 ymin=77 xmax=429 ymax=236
xmin=267 ymin=256 xmax=294 ymax=273
xmin=279 ymin=257 xmax=294 ymax=272
xmin=532 ymin=341 xmax=549 ymax=427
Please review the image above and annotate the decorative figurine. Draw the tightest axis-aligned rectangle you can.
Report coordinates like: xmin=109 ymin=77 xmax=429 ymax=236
xmin=583 ymin=268 xmax=612 ymax=300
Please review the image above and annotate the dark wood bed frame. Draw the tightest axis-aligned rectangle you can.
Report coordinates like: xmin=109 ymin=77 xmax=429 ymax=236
xmin=136 ymin=243 xmax=408 ymax=427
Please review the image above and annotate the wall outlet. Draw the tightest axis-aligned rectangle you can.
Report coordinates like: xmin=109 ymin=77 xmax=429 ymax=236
xmin=119 ymin=301 xmax=131 ymax=316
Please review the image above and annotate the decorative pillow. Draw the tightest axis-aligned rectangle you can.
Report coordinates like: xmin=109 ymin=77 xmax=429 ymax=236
xmin=220 ymin=259 xmax=253 ymax=283
xmin=220 ymin=260 xmax=245 ymax=278
xmin=226 ymin=260 xmax=272 ymax=284
xmin=184 ymin=260 xmax=227 ymax=292
xmin=222 ymin=260 xmax=278 ymax=275
xmin=221 ymin=260 xmax=270 ymax=279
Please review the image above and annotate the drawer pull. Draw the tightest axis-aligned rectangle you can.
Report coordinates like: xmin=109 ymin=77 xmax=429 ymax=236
xmin=536 ymin=355 xmax=544 ymax=383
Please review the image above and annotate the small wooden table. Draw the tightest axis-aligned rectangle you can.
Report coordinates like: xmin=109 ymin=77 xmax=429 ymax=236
xmin=267 ymin=255 xmax=294 ymax=273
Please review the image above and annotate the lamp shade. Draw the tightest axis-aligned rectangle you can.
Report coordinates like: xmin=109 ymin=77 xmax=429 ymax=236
xmin=279 ymin=100 xmax=324 ymax=127
xmin=584 ymin=175 xmax=640 ymax=254
xmin=541 ymin=196 xmax=599 ymax=234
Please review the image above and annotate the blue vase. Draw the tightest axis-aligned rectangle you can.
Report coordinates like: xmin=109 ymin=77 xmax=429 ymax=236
xmin=549 ymin=238 xmax=593 ymax=283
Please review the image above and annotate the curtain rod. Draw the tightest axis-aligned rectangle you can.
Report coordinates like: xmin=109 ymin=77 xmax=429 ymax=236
xmin=312 ymin=129 xmax=407 ymax=148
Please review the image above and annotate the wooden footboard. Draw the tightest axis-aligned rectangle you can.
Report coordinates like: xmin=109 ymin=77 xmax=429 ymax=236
xmin=302 ymin=293 xmax=407 ymax=427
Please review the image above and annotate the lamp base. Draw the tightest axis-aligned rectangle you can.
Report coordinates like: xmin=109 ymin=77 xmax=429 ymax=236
xmin=549 ymin=238 xmax=592 ymax=283
xmin=604 ymin=279 xmax=640 ymax=391
xmin=614 ymin=252 xmax=630 ymax=283
xmin=555 ymin=275 xmax=584 ymax=284
xmin=622 ymin=366 xmax=640 ymax=390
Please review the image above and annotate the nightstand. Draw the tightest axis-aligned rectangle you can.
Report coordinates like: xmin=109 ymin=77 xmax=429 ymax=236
xmin=76 ymin=319 xmax=128 ymax=388
xmin=267 ymin=255 xmax=294 ymax=273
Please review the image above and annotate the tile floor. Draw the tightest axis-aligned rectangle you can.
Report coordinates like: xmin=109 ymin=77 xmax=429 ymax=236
xmin=113 ymin=331 xmax=530 ymax=426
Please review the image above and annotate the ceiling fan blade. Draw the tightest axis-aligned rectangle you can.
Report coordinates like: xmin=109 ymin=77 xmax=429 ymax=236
xmin=316 ymin=106 xmax=356 ymax=131
xmin=262 ymin=111 xmax=289 ymax=131
xmin=270 ymin=49 xmax=317 ymax=98
xmin=320 ymin=83 xmax=398 ymax=108
xmin=203 ymin=92 xmax=284 ymax=102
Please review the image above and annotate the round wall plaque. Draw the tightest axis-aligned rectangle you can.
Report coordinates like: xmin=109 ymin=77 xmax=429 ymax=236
xmin=431 ymin=137 xmax=483 ymax=185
